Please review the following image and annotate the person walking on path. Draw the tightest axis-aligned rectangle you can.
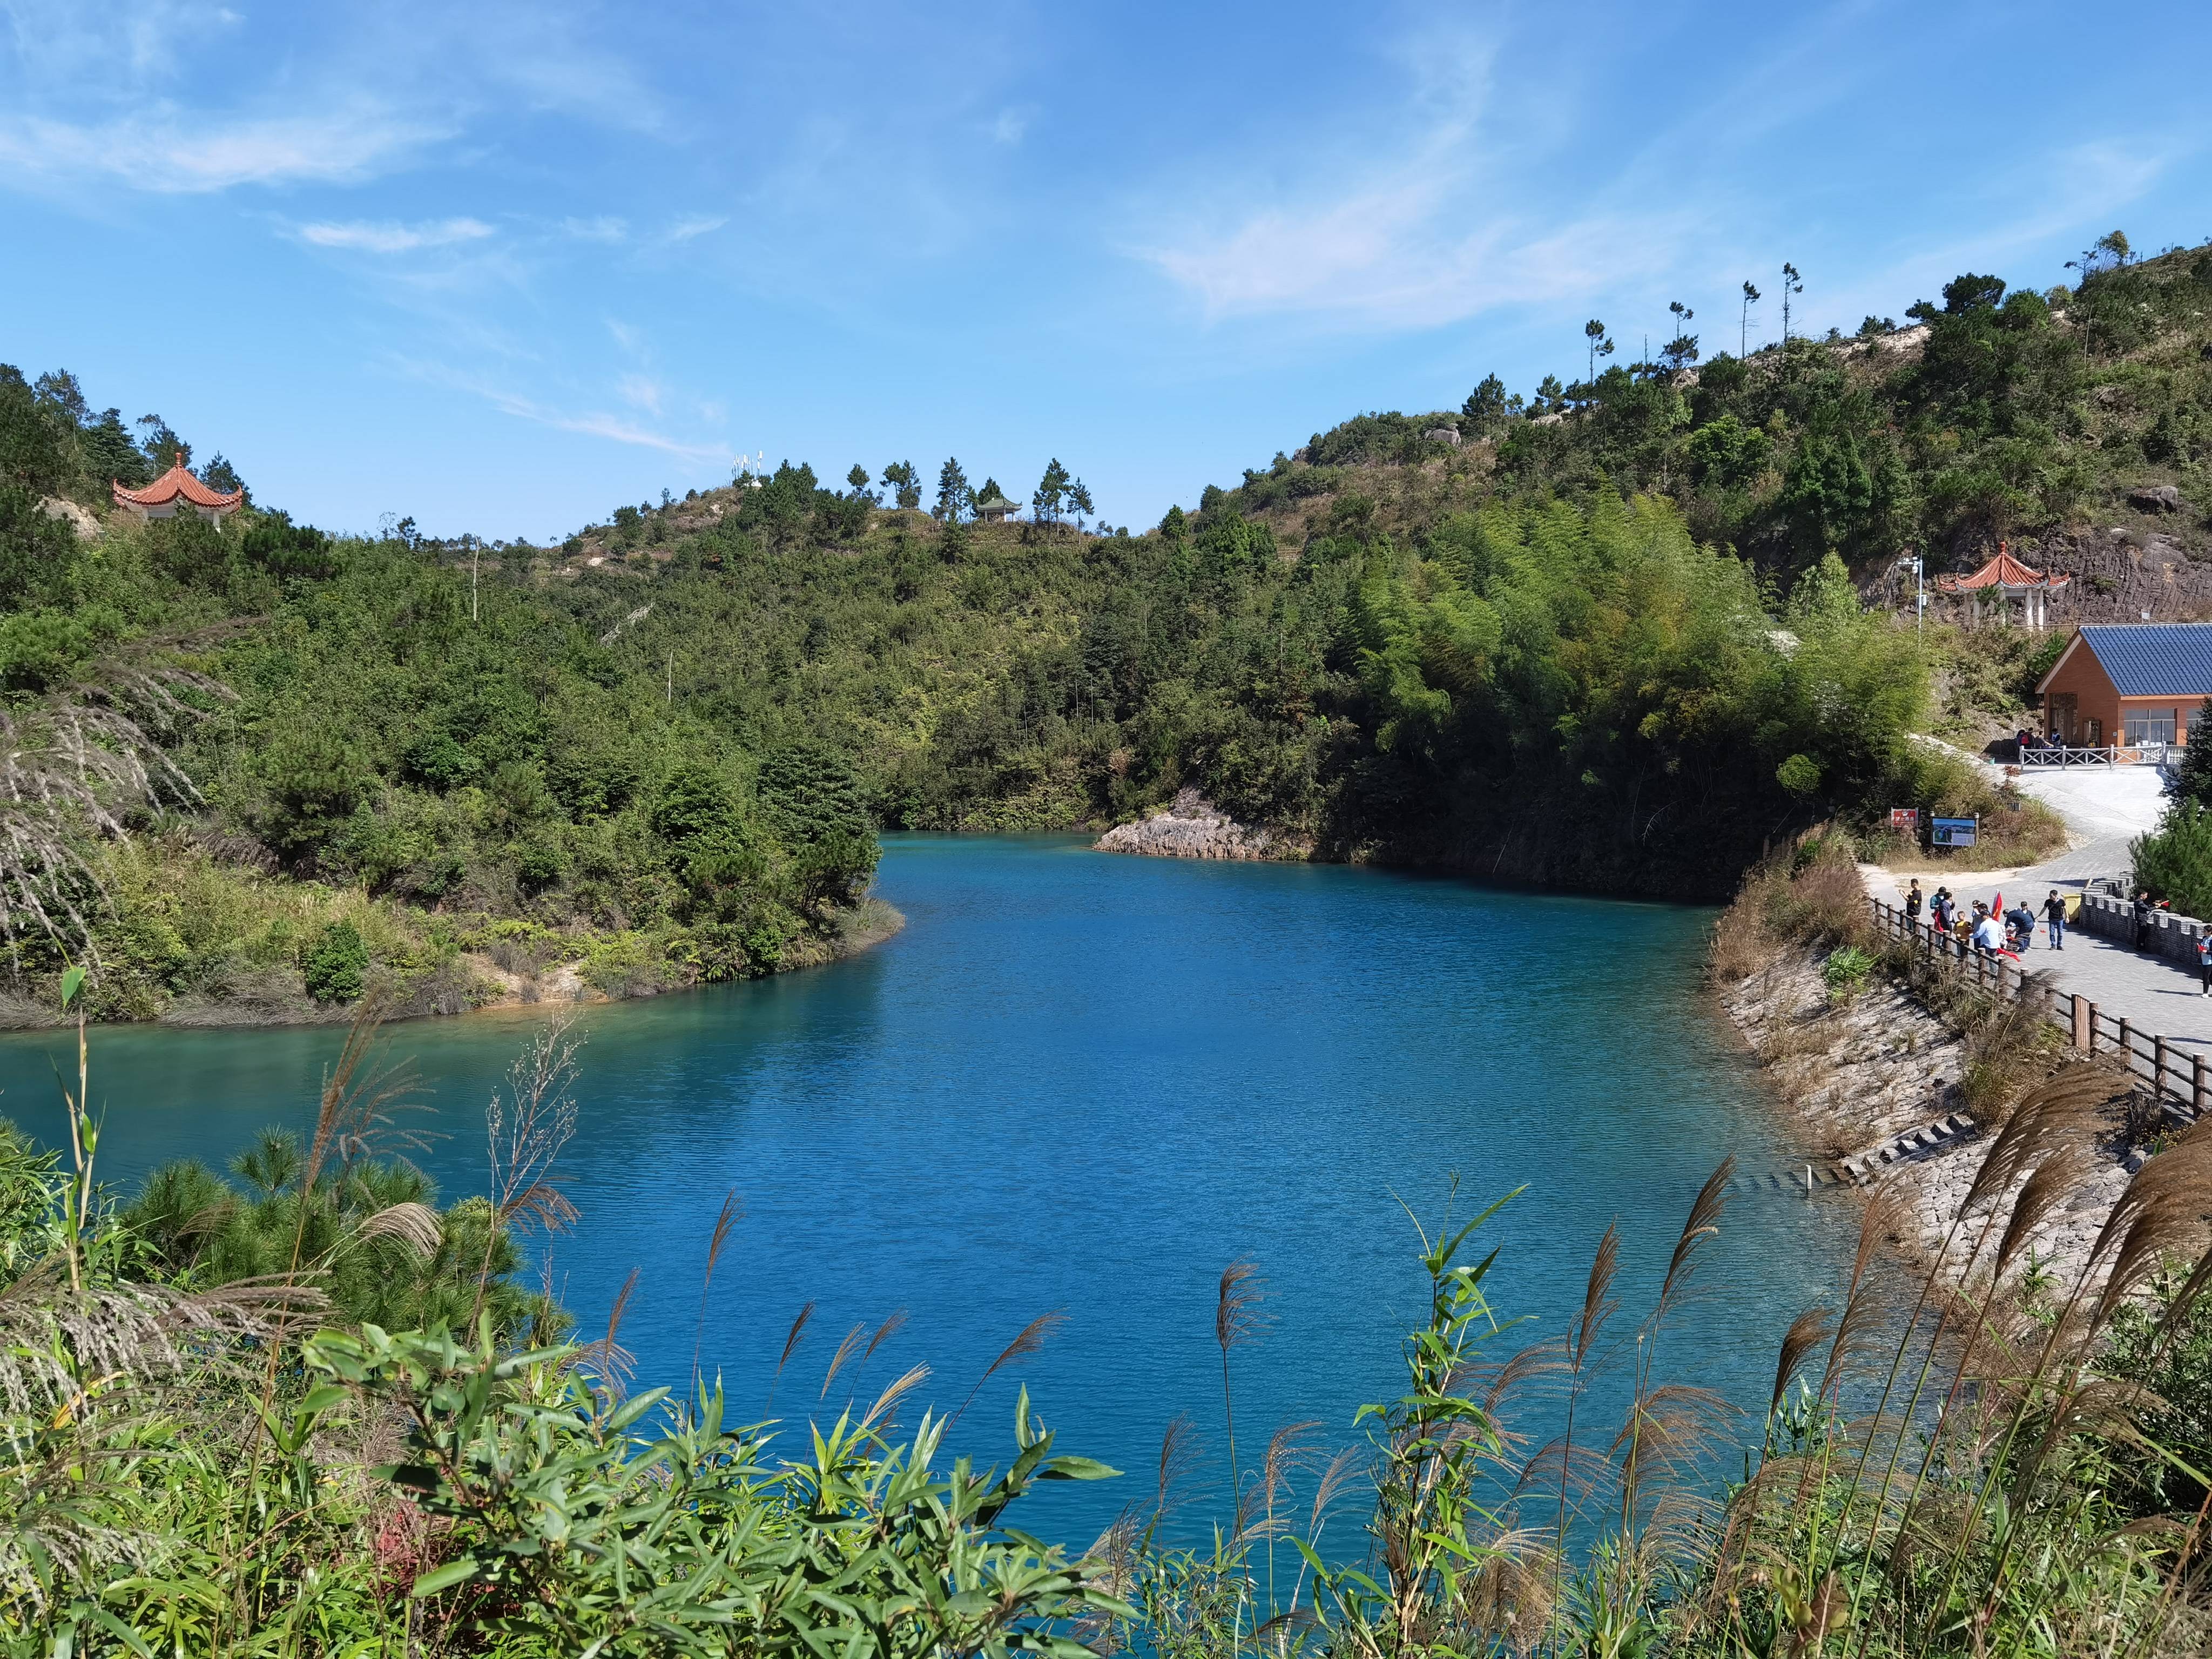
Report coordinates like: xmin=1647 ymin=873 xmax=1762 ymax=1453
xmin=2044 ymin=889 xmax=2067 ymax=950
xmin=2136 ymin=890 xmax=2156 ymax=952
xmin=1905 ymin=879 xmax=1923 ymax=928
xmin=2198 ymin=930 xmax=2212 ymax=996
xmin=1931 ymin=887 xmax=1954 ymax=935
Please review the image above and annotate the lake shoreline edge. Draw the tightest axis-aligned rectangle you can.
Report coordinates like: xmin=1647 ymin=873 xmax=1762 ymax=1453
xmin=0 ymin=895 xmax=907 ymax=1034
xmin=1715 ymin=932 xmax=2130 ymax=1296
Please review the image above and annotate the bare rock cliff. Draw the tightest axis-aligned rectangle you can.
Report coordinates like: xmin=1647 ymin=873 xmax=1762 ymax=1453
xmin=1094 ymin=788 xmax=1297 ymax=861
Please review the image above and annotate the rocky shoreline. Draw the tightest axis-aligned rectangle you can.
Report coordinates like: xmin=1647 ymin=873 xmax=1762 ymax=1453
xmin=1721 ymin=946 xmax=2131 ymax=1293
xmin=1094 ymin=788 xmax=1305 ymax=861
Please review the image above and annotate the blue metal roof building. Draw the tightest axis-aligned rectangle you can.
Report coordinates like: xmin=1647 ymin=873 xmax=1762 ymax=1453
xmin=2070 ymin=625 xmax=2212 ymax=697
xmin=2036 ymin=624 xmax=2212 ymax=748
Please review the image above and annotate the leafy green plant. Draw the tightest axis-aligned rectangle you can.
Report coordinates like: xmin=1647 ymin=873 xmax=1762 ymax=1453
xmin=308 ymin=1322 xmax=1122 ymax=1658
xmin=302 ymin=917 xmax=369 ymax=1002
xmin=1822 ymin=943 xmax=1876 ymax=1000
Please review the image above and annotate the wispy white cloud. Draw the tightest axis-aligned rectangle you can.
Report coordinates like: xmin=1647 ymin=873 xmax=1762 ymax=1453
xmin=1130 ymin=38 xmax=1681 ymax=337
xmin=297 ymin=215 xmax=495 ymax=253
xmin=989 ymin=106 xmax=1030 ymax=146
xmin=606 ymin=319 xmax=641 ymax=350
xmin=562 ymin=214 xmax=629 ymax=242
xmin=397 ymin=359 xmax=731 ymax=461
xmin=1141 ymin=189 xmax=1674 ymax=331
xmin=1118 ymin=19 xmax=1667 ymax=332
xmin=617 ymin=373 xmax=665 ymax=415
xmin=664 ymin=213 xmax=726 ymax=243
xmin=0 ymin=104 xmax=443 ymax=192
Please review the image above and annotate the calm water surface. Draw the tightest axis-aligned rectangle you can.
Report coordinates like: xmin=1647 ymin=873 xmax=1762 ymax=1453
xmin=0 ymin=835 xmax=1860 ymax=1537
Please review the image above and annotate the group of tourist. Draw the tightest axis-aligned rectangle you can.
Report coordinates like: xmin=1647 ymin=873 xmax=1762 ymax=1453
xmin=1905 ymin=879 xmax=2068 ymax=955
xmin=1905 ymin=879 xmax=2212 ymax=996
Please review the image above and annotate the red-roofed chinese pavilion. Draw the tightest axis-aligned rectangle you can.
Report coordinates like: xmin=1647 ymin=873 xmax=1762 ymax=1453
xmin=111 ymin=453 xmax=242 ymax=525
xmin=1934 ymin=542 xmax=2068 ymax=629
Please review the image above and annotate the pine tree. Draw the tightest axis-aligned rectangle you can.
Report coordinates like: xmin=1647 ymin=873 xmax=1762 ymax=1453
xmin=136 ymin=413 xmax=187 ymax=473
xmin=201 ymin=453 xmax=247 ymax=500
xmin=934 ymin=457 xmax=972 ymax=521
xmin=1031 ymin=457 xmax=1071 ymax=526
xmin=1781 ymin=264 xmax=1803 ymax=342
xmin=881 ymin=461 xmax=921 ymax=510
xmin=1741 ymin=282 xmax=1760 ymax=357
xmin=1462 ymin=374 xmax=1507 ymax=433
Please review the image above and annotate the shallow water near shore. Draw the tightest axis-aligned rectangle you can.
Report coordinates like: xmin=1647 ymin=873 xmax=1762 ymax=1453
xmin=0 ymin=834 xmax=1862 ymax=1539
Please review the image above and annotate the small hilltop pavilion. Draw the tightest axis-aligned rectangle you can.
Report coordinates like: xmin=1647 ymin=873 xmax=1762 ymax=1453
xmin=973 ymin=490 xmax=1021 ymax=525
xmin=111 ymin=452 xmax=243 ymax=526
xmin=1934 ymin=543 xmax=2068 ymax=629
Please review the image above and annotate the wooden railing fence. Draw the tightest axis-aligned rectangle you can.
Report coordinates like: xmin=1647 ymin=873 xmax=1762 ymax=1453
xmin=1866 ymin=898 xmax=2208 ymax=1122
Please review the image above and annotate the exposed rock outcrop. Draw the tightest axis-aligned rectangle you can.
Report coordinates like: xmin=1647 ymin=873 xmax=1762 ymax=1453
xmin=38 ymin=497 xmax=101 ymax=540
xmin=1094 ymin=788 xmax=1298 ymax=861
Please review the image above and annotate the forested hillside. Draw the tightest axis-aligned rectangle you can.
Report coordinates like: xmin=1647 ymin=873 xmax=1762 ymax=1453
xmin=3 ymin=234 xmax=2208 ymax=1015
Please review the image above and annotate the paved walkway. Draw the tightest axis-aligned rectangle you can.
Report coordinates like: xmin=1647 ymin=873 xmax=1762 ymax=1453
xmin=1865 ymin=764 xmax=2212 ymax=1052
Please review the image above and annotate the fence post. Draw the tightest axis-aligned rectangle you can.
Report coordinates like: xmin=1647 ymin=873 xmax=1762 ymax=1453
xmin=2121 ymin=1018 xmax=2133 ymax=1078
xmin=2196 ymin=1053 xmax=2206 ymax=1116
xmin=2072 ymin=995 xmax=2089 ymax=1050
xmin=2088 ymin=1001 xmax=2100 ymax=1053
xmin=2156 ymin=1035 xmax=2169 ymax=1101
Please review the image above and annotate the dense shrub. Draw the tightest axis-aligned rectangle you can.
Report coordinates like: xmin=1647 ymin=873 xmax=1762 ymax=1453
xmin=2133 ymin=799 xmax=2212 ymax=919
xmin=302 ymin=918 xmax=369 ymax=1001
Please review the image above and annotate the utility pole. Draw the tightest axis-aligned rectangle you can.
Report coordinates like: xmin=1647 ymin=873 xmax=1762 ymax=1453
xmin=1897 ymin=551 xmax=1924 ymax=639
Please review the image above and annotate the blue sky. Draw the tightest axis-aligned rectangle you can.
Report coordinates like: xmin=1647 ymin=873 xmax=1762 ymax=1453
xmin=2 ymin=1 xmax=2206 ymax=540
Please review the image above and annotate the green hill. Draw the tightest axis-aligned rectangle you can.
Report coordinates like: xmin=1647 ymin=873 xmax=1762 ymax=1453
xmin=8 ymin=233 xmax=2210 ymax=1016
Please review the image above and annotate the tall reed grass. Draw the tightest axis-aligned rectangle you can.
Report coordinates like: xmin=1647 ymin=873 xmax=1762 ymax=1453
xmin=1 ymin=994 xmax=2208 ymax=1653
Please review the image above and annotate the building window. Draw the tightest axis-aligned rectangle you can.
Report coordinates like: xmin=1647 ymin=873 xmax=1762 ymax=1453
xmin=2125 ymin=710 xmax=2178 ymax=745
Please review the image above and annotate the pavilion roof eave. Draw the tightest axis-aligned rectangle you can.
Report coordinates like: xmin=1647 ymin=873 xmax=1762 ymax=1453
xmin=111 ymin=456 xmax=244 ymax=512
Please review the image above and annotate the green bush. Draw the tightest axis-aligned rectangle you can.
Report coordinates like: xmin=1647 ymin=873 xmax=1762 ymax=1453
xmin=1822 ymin=943 xmax=1876 ymax=1000
xmin=2132 ymin=799 xmax=2212 ymax=919
xmin=302 ymin=918 xmax=369 ymax=1002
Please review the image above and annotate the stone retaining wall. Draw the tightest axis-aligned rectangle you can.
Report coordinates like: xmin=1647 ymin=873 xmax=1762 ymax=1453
xmin=2075 ymin=890 xmax=2212 ymax=967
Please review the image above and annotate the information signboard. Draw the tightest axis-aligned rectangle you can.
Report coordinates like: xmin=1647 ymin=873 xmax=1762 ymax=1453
xmin=1931 ymin=816 xmax=1979 ymax=848
xmin=1889 ymin=807 xmax=1920 ymax=832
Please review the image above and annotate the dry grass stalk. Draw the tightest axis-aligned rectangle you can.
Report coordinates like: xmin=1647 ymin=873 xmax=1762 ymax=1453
xmin=474 ymin=1012 xmax=583 ymax=1327
xmin=857 ymin=1363 xmax=929 ymax=1433
xmin=820 ymin=1323 xmax=868 ymax=1400
xmin=689 ymin=1188 xmax=743 ymax=1402
xmin=1215 ymin=1258 xmax=1268 ymax=1496
xmin=1993 ymin=1150 xmax=2088 ymax=1282
xmin=353 ymin=1202 xmax=441 ymax=1261
xmin=575 ymin=1266 xmax=640 ymax=1401
xmin=765 ymin=1299 xmax=815 ymax=1412
xmin=0 ymin=654 xmax=232 ymax=968
xmin=1547 ymin=1222 xmax=1621 ymax=1570
xmin=863 ymin=1307 xmax=907 ymax=1362
xmin=1770 ymin=1308 xmax=1833 ymax=1417
xmin=1154 ymin=1413 xmax=1203 ymax=1518
xmin=950 ymin=1309 xmax=1067 ymax=1427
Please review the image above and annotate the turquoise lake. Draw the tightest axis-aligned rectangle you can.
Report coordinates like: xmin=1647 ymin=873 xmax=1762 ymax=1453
xmin=0 ymin=835 xmax=1860 ymax=1538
